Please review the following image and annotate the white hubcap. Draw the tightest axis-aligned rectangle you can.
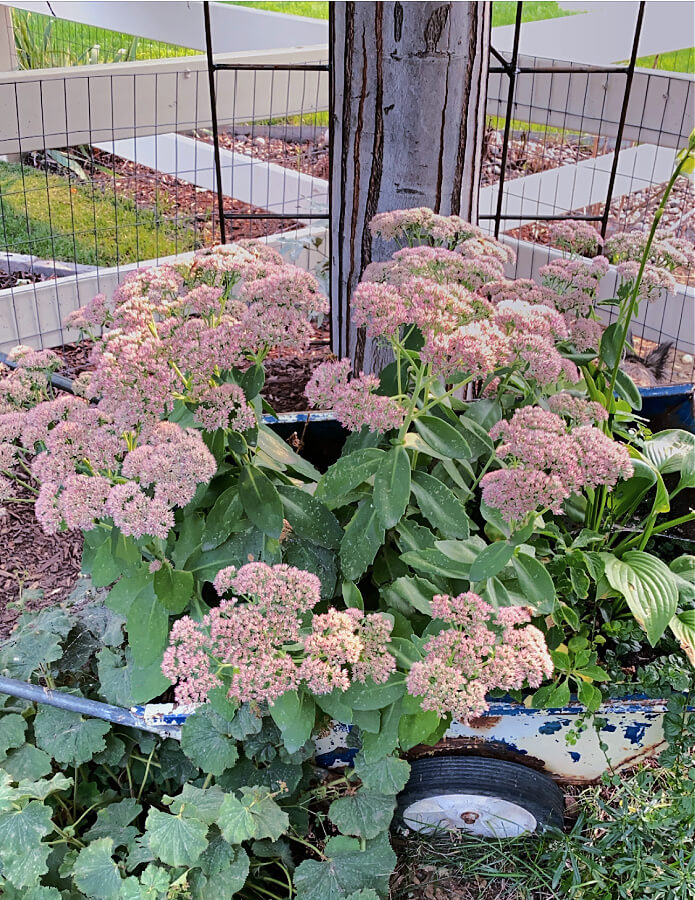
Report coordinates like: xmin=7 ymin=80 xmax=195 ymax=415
xmin=402 ymin=793 xmax=537 ymax=838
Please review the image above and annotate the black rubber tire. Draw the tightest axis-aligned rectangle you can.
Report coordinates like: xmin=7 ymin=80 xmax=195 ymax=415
xmin=396 ymin=757 xmax=564 ymax=835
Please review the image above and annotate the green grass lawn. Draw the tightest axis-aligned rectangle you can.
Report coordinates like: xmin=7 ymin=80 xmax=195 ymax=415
xmin=229 ymin=1 xmax=577 ymax=27
xmin=635 ymin=47 xmax=694 ymax=74
xmin=0 ymin=163 xmax=195 ymax=266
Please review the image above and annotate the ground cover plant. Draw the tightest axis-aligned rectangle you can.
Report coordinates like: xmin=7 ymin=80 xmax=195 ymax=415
xmin=0 ymin=132 xmax=693 ymax=897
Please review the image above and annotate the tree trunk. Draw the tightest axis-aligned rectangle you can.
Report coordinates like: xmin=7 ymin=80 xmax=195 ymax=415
xmin=330 ymin=1 xmax=491 ymax=371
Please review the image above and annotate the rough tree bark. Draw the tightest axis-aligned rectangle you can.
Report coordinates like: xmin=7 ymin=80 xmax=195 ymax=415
xmin=330 ymin=1 xmax=491 ymax=371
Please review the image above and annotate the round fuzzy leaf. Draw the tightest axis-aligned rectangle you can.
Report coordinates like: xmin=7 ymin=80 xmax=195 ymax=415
xmin=278 ymin=485 xmax=343 ymax=549
xmin=0 ymin=713 xmax=26 ymax=758
xmin=216 ymin=795 xmax=256 ymax=845
xmin=1 ymin=745 xmax=52 ymax=782
xmin=34 ymin=706 xmax=110 ymax=766
xmin=352 ymin=755 xmax=410 ymax=795
xmin=0 ymin=801 xmax=53 ymax=889
xmin=181 ymin=709 xmax=239 ymax=776
xmin=145 ymin=808 xmax=208 ymax=867
xmin=414 ymin=416 xmax=471 ymax=459
xmin=294 ymin=833 xmax=396 ymax=900
xmin=238 ymin=465 xmax=284 ymax=539
xmin=373 ymin=445 xmax=411 ymax=529
xmin=329 ymin=789 xmax=396 ymax=839
xmin=73 ymin=838 xmax=122 ymax=900
xmin=604 ymin=551 xmax=679 ymax=647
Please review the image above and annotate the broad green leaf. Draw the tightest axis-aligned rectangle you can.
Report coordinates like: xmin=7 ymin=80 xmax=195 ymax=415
xmin=398 ymin=708 xmax=443 ymax=751
xmin=352 ymin=754 xmax=410 ymax=795
xmin=457 ymin=415 xmax=494 ymax=460
xmin=127 ymin=587 xmax=169 ymax=668
xmin=201 ymin=487 xmax=245 ymax=550
xmin=342 ymin=581 xmax=364 ymax=609
xmin=14 ymin=772 xmax=72 ymax=801
xmin=340 ymin=501 xmax=385 ymax=581
xmin=395 ymin=519 xmax=436 ymax=552
xmin=284 ymin=537 xmax=338 ymax=599
xmin=294 ymin=833 xmax=396 ymax=900
xmin=329 ymin=789 xmax=396 ymax=839
xmin=400 ymin=548 xmax=471 ymax=580
xmin=181 ymin=708 xmax=239 ymax=776
xmin=641 ymin=429 xmax=695 ymax=475
xmin=481 ymin=575 xmax=512 ymax=609
xmin=361 ymin=700 xmax=402 ymax=763
xmin=670 ymin=611 xmax=695 ymax=666
xmin=278 ymin=485 xmax=343 ymax=549
xmin=190 ymin=847 xmax=250 ymax=899
xmin=316 ymin=449 xmax=385 ymax=503
xmin=341 ymin=675 xmax=405 ymax=711
xmin=73 ymin=837 xmax=122 ymax=900
xmin=238 ymin=465 xmax=284 ymax=539
xmin=576 ymin=679 xmax=603 ymax=712
xmin=145 ymin=808 xmax=208 ymax=867
xmin=462 ymin=399 xmax=502 ymax=430
xmin=469 ymin=542 xmax=514 ymax=582
xmin=97 ymin=647 xmax=170 ymax=707
xmin=217 ymin=788 xmax=289 ymax=845
xmin=105 ymin=568 xmax=153 ymax=617
xmin=382 ymin=575 xmax=436 ymax=616
xmin=373 ymin=445 xmax=411 ymax=529
xmin=257 ymin=423 xmax=320 ymax=481
xmin=228 ymin=704 xmax=263 ymax=741
xmin=315 ymin=690 xmax=354 ymax=725
xmin=511 ymin=552 xmax=557 ymax=615
xmin=611 ymin=458 xmax=658 ymax=520
xmin=0 ymin=608 xmax=70 ymax=679
xmin=413 ymin=415 xmax=471 ymax=459
xmin=154 ymin=565 xmax=194 ymax=614
xmin=186 ymin=529 xmax=264 ymax=584
xmin=410 ymin=471 xmax=469 ymax=539
xmin=171 ymin=515 xmax=205 ymax=568
xmin=164 ymin=784 xmax=225 ymax=825
xmin=269 ymin=689 xmax=316 ymax=755
xmin=83 ymin=798 xmax=141 ymax=849
xmin=599 ymin=322 xmax=622 ymax=369
xmin=0 ymin=801 xmax=53 ymax=889
xmin=614 ymin=368 xmax=642 ymax=409
xmin=34 ymin=706 xmax=110 ymax=766
xmin=0 ymin=713 xmax=26 ymax=758
xmin=0 ymin=744 xmax=52 ymax=782
xmin=603 ymin=551 xmax=679 ymax=646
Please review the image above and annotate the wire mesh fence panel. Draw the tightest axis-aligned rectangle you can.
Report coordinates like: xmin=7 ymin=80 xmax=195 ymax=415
xmin=0 ymin=48 xmax=329 ymax=352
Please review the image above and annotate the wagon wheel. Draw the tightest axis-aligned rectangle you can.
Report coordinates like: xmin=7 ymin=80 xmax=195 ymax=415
xmin=396 ymin=757 xmax=564 ymax=838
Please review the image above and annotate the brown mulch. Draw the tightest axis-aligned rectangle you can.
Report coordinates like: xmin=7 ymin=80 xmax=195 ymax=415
xmin=196 ymin=128 xmax=330 ymax=181
xmin=0 ymin=477 xmax=82 ymax=640
xmin=0 ymin=269 xmax=52 ymax=290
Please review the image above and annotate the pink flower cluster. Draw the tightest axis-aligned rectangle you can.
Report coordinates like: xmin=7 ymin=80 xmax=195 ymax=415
xmin=0 ymin=347 xmax=61 ymax=414
xmin=78 ymin=244 xmax=327 ymax=430
xmin=369 ymin=208 xmax=484 ymax=248
xmin=481 ymin=406 xmax=633 ymax=524
xmin=305 ymin=359 xmax=406 ymax=433
xmin=162 ymin=562 xmax=396 ymax=706
xmin=549 ymin=220 xmax=603 ymax=257
xmin=538 ymin=257 xmax=609 ymax=316
xmin=406 ymin=592 xmax=553 ymax=723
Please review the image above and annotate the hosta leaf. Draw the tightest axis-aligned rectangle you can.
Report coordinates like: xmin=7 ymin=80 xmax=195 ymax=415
xmin=413 ymin=415 xmax=471 ymax=459
xmin=352 ymin=754 xmax=410 ymax=795
xmin=180 ymin=708 xmax=239 ymax=776
xmin=511 ymin=552 xmax=556 ymax=614
xmin=670 ymin=611 xmax=695 ymax=666
xmin=603 ymin=551 xmax=679 ymax=646
xmin=410 ymin=471 xmax=470 ymax=539
xmin=469 ymin=542 xmax=514 ymax=582
xmin=641 ymin=429 xmax=694 ymax=474
xmin=0 ymin=800 xmax=53 ymax=889
xmin=97 ymin=647 xmax=170 ymax=707
xmin=34 ymin=706 xmax=110 ymax=766
xmin=126 ymin=587 xmax=169 ymax=668
xmin=294 ymin=833 xmax=396 ymax=900
xmin=73 ymin=837 xmax=122 ymax=900
xmin=269 ymin=689 xmax=316 ymax=755
xmin=145 ymin=808 xmax=208 ymax=867
xmin=341 ymin=500 xmax=385 ymax=581
xmin=278 ymin=485 xmax=343 ymax=549
xmin=238 ymin=465 xmax=284 ymax=538
xmin=316 ymin=449 xmax=385 ymax=503
xmin=329 ymin=789 xmax=396 ymax=839
xmin=373 ymin=445 xmax=411 ymax=529
xmin=0 ymin=713 xmax=26 ymax=758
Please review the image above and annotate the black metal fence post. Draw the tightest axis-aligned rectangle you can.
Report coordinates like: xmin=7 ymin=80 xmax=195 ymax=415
xmin=493 ymin=1 xmax=524 ymax=238
xmin=203 ymin=1 xmax=227 ymax=244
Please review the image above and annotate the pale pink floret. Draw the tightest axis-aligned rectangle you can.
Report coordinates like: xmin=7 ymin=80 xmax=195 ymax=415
xmin=306 ymin=360 xmax=406 ymax=433
xmin=406 ymin=592 xmax=553 ymax=723
xmin=193 ymin=383 xmax=256 ymax=433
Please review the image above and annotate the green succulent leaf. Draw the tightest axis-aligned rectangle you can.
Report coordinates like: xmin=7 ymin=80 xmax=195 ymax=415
xmin=373 ymin=445 xmax=411 ymax=530
xmin=278 ymin=484 xmax=343 ymax=549
xmin=154 ymin=564 xmax=194 ymax=614
xmin=269 ymin=689 xmax=316 ymax=755
xmin=341 ymin=500 xmax=385 ymax=581
xmin=469 ymin=541 xmax=515 ymax=582
xmin=511 ymin=551 xmax=556 ymax=614
xmin=238 ymin=465 xmax=284 ymax=538
xmin=317 ymin=449 xmax=385 ymax=504
xmin=410 ymin=471 xmax=470 ymax=539
xmin=413 ymin=415 xmax=471 ymax=459
xmin=73 ymin=837 xmax=122 ymax=900
xmin=126 ymin=586 xmax=169 ymax=668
